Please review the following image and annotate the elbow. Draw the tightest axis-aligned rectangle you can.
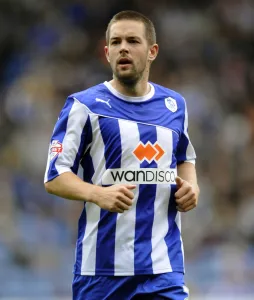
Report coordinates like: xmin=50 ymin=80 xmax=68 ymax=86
xmin=44 ymin=181 xmax=54 ymax=194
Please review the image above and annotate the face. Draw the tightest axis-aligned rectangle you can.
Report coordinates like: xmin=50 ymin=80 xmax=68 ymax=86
xmin=105 ymin=20 xmax=158 ymax=85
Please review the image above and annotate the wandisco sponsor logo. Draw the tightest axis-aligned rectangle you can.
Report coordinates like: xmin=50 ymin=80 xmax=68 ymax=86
xmin=101 ymin=168 xmax=177 ymax=185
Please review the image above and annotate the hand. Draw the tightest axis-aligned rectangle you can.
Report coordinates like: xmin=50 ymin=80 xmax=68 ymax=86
xmin=91 ymin=184 xmax=136 ymax=213
xmin=174 ymin=176 xmax=199 ymax=212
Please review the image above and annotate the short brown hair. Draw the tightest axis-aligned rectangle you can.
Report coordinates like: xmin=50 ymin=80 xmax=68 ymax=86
xmin=106 ymin=10 xmax=156 ymax=45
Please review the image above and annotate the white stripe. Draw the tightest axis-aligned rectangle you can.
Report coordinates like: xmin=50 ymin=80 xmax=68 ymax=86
xmin=90 ymin=115 xmax=107 ymax=185
xmin=80 ymin=114 xmax=105 ymax=274
xmin=79 ymin=202 xmax=101 ymax=274
xmin=44 ymin=147 xmax=51 ymax=182
xmin=175 ymin=211 xmax=181 ymax=232
xmin=53 ymin=98 xmax=89 ymax=177
xmin=151 ymin=127 xmax=173 ymax=273
xmin=175 ymin=212 xmax=185 ymax=271
xmin=183 ymin=284 xmax=189 ymax=295
xmin=114 ymin=119 xmax=140 ymax=275
xmin=183 ymin=99 xmax=196 ymax=161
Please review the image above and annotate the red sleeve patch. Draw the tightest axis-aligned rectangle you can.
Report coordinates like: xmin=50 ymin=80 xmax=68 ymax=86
xmin=50 ymin=140 xmax=63 ymax=161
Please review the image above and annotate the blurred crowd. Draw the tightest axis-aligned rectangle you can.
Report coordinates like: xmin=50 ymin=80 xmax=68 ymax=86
xmin=0 ymin=0 xmax=254 ymax=298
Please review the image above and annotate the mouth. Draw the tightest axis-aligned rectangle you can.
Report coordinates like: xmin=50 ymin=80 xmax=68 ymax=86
xmin=117 ymin=57 xmax=132 ymax=67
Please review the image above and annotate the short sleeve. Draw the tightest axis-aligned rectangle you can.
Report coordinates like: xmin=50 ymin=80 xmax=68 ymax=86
xmin=175 ymin=98 xmax=196 ymax=165
xmin=44 ymin=97 xmax=92 ymax=183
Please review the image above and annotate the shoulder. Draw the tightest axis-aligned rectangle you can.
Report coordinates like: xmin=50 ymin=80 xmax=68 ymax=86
xmin=151 ymin=82 xmax=186 ymax=110
xmin=68 ymin=83 xmax=107 ymax=106
xmin=152 ymin=82 xmax=185 ymax=103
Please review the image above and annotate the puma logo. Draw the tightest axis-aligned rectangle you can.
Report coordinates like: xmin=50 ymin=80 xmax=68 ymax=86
xmin=95 ymin=98 xmax=112 ymax=108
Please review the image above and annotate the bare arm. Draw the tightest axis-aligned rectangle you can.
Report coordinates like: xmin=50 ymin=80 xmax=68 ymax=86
xmin=177 ymin=161 xmax=199 ymax=192
xmin=175 ymin=162 xmax=200 ymax=212
xmin=44 ymin=172 xmax=136 ymax=213
xmin=45 ymin=171 xmax=96 ymax=202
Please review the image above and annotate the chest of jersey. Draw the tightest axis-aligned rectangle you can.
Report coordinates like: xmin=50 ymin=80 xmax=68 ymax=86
xmin=89 ymin=114 xmax=179 ymax=171
xmin=81 ymin=95 xmax=184 ymax=185
xmin=88 ymin=96 xmax=183 ymax=137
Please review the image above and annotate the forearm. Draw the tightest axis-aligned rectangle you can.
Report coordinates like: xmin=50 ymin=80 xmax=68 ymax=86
xmin=177 ymin=162 xmax=199 ymax=192
xmin=44 ymin=172 xmax=100 ymax=202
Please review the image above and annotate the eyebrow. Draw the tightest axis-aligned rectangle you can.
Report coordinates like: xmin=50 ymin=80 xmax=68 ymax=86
xmin=110 ymin=36 xmax=141 ymax=41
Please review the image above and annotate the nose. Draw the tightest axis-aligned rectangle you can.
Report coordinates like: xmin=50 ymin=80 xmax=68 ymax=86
xmin=119 ymin=40 xmax=129 ymax=54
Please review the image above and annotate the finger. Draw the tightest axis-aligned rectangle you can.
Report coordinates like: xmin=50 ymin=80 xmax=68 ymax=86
xmin=177 ymin=203 xmax=196 ymax=212
xmin=125 ymin=185 xmax=136 ymax=190
xmin=175 ymin=176 xmax=184 ymax=188
xmin=175 ymin=185 xmax=192 ymax=199
xmin=109 ymin=207 xmax=124 ymax=213
xmin=175 ymin=191 xmax=195 ymax=205
xmin=178 ymin=199 xmax=196 ymax=210
xmin=176 ymin=206 xmax=184 ymax=212
xmin=118 ymin=186 xmax=135 ymax=200
xmin=120 ymin=184 xmax=136 ymax=190
xmin=117 ymin=193 xmax=133 ymax=206
xmin=184 ymin=203 xmax=197 ymax=211
xmin=116 ymin=201 xmax=131 ymax=211
xmin=121 ymin=187 xmax=135 ymax=200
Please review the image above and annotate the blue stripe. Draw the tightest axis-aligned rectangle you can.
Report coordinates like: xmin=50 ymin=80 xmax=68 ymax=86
xmin=175 ymin=111 xmax=189 ymax=164
xmin=71 ymin=115 xmax=92 ymax=174
xmin=47 ymin=97 xmax=74 ymax=181
xmin=74 ymin=204 xmax=87 ymax=274
xmin=95 ymin=118 xmax=122 ymax=274
xmin=81 ymin=152 xmax=95 ymax=183
xmin=171 ymin=132 xmax=179 ymax=168
xmin=134 ymin=123 xmax=157 ymax=274
xmin=95 ymin=210 xmax=118 ymax=275
xmin=164 ymin=132 xmax=184 ymax=272
xmin=176 ymin=135 xmax=189 ymax=163
xmin=165 ymin=189 xmax=184 ymax=272
xmin=98 ymin=117 xmax=122 ymax=170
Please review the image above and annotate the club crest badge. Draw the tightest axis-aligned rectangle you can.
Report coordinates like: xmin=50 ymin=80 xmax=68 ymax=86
xmin=165 ymin=97 xmax=177 ymax=113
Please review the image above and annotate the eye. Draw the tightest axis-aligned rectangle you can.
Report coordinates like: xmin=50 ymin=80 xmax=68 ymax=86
xmin=111 ymin=40 xmax=120 ymax=45
xmin=129 ymin=40 xmax=139 ymax=44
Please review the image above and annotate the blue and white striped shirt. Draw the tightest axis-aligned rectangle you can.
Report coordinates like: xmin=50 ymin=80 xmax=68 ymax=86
xmin=44 ymin=81 xmax=196 ymax=276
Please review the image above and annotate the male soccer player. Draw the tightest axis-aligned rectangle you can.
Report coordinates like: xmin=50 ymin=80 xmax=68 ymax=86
xmin=44 ymin=10 xmax=199 ymax=300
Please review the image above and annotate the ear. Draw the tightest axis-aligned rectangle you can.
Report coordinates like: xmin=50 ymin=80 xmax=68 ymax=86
xmin=148 ymin=44 xmax=159 ymax=62
xmin=104 ymin=46 xmax=110 ymax=62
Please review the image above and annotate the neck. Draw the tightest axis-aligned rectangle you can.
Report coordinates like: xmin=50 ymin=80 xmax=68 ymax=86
xmin=110 ymin=76 xmax=150 ymax=97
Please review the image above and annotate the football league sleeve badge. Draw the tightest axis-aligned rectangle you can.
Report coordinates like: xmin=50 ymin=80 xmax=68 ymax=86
xmin=49 ymin=140 xmax=63 ymax=161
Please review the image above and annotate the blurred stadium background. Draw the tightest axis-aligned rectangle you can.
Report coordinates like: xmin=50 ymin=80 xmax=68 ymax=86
xmin=0 ymin=0 xmax=254 ymax=299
